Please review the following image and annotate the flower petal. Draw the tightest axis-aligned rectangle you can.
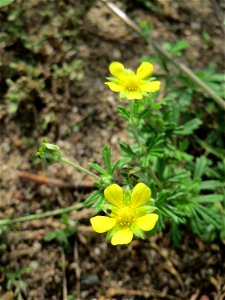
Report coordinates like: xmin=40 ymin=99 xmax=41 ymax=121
xmin=131 ymin=182 xmax=151 ymax=208
xmin=109 ymin=62 xmax=125 ymax=80
xmin=111 ymin=228 xmax=133 ymax=245
xmin=136 ymin=62 xmax=154 ymax=79
xmin=90 ymin=216 xmax=116 ymax=233
xmin=105 ymin=82 xmax=124 ymax=92
xmin=104 ymin=184 xmax=124 ymax=207
xmin=140 ymin=81 xmax=160 ymax=92
xmin=136 ymin=213 xmax=159 ymax=231
xmin=126 ymin=91 xmax=143 ymax=100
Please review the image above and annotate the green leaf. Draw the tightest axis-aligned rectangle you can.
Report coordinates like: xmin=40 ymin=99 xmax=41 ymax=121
xmin=220 ymin=216 xmax=225 ymax=240
xmin=191 ymin=210 xmax=204 ymax=235
xmin=84 ymin=190 xmax=103 ymax=206
xmin=192 ymin=194 xmax=224 ymax=203
xmin=92 ymin=194 xmax=105 ymax=212
xmin=111 ymin=158 xmax=131 ymax=173
xmin=200 ymin=180 xmax=225 ymax=191
xmin=159 ymin=204 xmax=186 ymax=224
xmin=155 ymin=191 xmax=170 ymax=205
xmin=149 ymin=181 xmax=158 ymax=199
xmin=61 ymin=214 xmax=77 ymax=236
xmin=56 ymin=231 xmax=69 ymax=245
xmin=167 ymin=171 xmax=190 ymax=183
xmin=194 ymin=205 xmax=221 ymax=229
xmin=167 ymin=191 xmax=186 ymax=201
xmin=171 ymin=39 xmax=189 ymax=53
xmin=194 ymin=156 xmax=207 ymax=180
xmin=210 ymin=73 xmax=225 ymax=82
xmin=88 ymin=162 xmax=106 ymax=175
xmin=139 ymin=108 xmax=152 ymax=119
xmin=156 ymin=159 xmax=167 ymax=179
xmin=61 ymin=213 xmax=69 ymax=227
xmin=170 ymin=222 xmax=181 ymax=246
xmin=176 ymin=118 xmax=202 ymax=135
xmin=44 ymin=230 xmax=61 ymax=241
xmin=0 ymin=0 xmax=15 ymax=7
xmin=163 ymin=40 xmax=189 ymax=56
xmin=117 ymin=106 xmax=130 ymax=120
xmin=102 ymin=145 xmax=112 ymax=174
xmin=148 ymin=149 xmax=164 ymax=158
xmin=120 ymin=142 xmax=136 ymax=157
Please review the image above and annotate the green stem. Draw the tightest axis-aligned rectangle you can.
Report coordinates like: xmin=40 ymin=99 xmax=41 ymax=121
xmin=148 ymin=165 xmax=163 ymax=190
xmin=195 ymin=136 xmax=225 ymax=161
xmin=0 ymin=203 xmax=84 ymax=227
xmin=129 ymin=100 xmax=140 ymax=144
xmin=129 ymin=101 xmax=163 ymax=190
xmin=61 ymin=157 xmax=100 ymax=180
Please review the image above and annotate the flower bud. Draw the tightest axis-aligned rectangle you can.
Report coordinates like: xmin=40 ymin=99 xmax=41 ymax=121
xmin=36 ymin=141 xmax=62 ymax=165
xmin=97 ymin=174 xmax=114 ymax=188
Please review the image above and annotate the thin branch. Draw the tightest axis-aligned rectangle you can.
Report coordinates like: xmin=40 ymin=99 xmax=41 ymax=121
xmin=61 ymin=157 xmax=100 ymax=180
xmin=107 ymin=287 xmax=179 ymax=300
xmin=0 ymin=203 xmax=84 ymax=227
xmin=101 ymin=0 xmax=225 ymax=111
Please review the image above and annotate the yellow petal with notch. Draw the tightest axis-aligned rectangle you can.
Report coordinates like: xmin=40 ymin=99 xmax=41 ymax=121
xmin=109 ymin=62 xmax=125 ymax=80
xmin=136 ymin=62 xmax=154 ymax=79
xmin=90 ymin=216 xmax=116 ymax=233
xmin=136 ymin=213 xmax=158 ymax=231
xmin=140 ymin=81 xmax=160 ymax=92
xmin=111 ymin=228 xmax=133 ymax=245
xmin=105 ymin=82 xmax=124 ymax=92
xmin=104 ymin=184 xmax=124 ymax=207
xmin=131 ymin=182 xmax=151 ymax=208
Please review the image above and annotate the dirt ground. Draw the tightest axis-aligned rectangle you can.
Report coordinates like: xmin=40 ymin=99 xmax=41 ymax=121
xmin=0 ymin=0 xmax=225 ymax=299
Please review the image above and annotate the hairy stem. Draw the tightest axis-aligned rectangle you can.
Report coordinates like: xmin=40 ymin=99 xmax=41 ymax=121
xmin=61 ymin=157 xmax=100 ymax=180
xmin=148 ymin=165 xmax=163 ymax=190
xmin=129 ymin=101 xmax=163 ymax=190
xmin=129 ymin=101 xmax=140 ymax=144
xmin=0 ymin=203 xmax=84 ymax=227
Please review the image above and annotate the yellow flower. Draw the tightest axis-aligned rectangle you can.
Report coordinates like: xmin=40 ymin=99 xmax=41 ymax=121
xmin=105 ymin=61 xmax=160 ymax=100
xmin=90 ymin=182 xmax=159 ymax=245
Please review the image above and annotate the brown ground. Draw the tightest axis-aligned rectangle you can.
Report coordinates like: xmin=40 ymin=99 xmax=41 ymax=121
xmin=0 ymin=0 xmax=225 ymax=299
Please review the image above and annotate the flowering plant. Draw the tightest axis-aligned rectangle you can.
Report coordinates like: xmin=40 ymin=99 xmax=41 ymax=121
xmin=33 ymin=60 xmax=224 ymax=246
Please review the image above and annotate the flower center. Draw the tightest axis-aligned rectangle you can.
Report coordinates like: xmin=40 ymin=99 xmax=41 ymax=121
xmin=125 ymin=74 xmax=139 ymax=91
xmin=117 ymin=207 xmax=135 ymax=228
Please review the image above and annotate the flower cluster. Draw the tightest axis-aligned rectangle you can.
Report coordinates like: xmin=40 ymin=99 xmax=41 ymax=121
xmin=105 ymin=61 xmax=160 ymax=100
xmin=90 ymin=183 xmax=158 ymax=245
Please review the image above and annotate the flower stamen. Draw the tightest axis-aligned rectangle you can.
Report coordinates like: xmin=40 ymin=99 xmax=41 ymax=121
xmin=117 ymin=207 xmax=135 ymax=228
xmin=125 ymin=75 xmax=139 ymax=92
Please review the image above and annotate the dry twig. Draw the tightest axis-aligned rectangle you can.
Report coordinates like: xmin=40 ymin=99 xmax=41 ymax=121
xmin=107 ymin=287 xmax=179 ymax=300
xmin=18 ymin=170 xmax=94 ymax=190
